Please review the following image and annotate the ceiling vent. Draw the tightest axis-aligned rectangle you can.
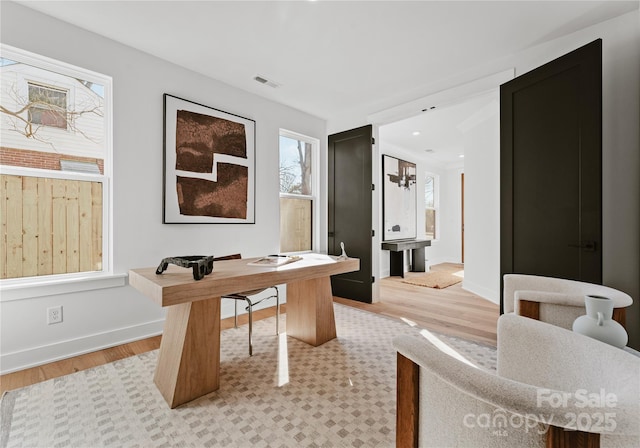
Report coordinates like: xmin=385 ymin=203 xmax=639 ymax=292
xmin=254 ymin=75 xmax=281 ymax=89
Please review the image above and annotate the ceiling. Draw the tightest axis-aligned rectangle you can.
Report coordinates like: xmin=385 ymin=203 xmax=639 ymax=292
xmin=15 ymin=0 xmax=638 ymax=161
xmin=379 ymin=90 xmax=499 ymax=167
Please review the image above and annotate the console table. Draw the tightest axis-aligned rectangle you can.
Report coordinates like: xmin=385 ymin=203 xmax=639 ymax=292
xmin=381 ymin=239 xmax=431 ymax=277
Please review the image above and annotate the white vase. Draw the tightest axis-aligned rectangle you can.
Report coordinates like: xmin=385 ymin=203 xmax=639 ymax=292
xmin=572 ymin=295 xmax=628 ymax=348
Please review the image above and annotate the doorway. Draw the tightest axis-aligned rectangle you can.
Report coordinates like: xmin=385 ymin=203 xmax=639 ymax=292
xmin=377 ymin=89 xmax=498 ymax=281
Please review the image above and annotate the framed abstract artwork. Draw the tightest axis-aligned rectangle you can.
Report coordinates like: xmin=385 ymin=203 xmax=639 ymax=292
xmin=382 ymin=154 xmax=417 ymax=241
xmin=163 ymin=94 xmax=255 ymax=223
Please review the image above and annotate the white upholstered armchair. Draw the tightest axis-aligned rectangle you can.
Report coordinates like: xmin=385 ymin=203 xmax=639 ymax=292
xmin=503 ymin=274 xmax=632 ymax=329
xmin=393 ymin=314 xmax=639 ymax=447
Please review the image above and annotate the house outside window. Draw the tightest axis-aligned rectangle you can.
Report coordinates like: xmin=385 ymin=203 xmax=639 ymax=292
xmin=0 ymin=45 xmax=112 ymax=283
xmin=425 ymin=174 xmax=437 ymax=239
xmin=279 ymin=129 xmax=319 ymax=253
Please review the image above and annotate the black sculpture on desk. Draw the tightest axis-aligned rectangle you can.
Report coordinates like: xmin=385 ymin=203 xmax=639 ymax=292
xmin=156 ymin=255 xmax=214 ymax=281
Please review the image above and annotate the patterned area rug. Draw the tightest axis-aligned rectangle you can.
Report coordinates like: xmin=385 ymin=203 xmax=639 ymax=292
xmin=401 ymin=271 xmax=463 ymax=289
xmin=1 ymin=303 xmax=496 ymax=448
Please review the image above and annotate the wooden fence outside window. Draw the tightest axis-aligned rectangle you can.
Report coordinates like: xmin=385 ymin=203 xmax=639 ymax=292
xmin=0 ymin=174 xmax=103 ymax=279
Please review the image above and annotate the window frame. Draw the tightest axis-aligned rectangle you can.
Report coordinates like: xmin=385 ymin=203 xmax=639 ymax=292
xmin=0 ymin=44 xmax=120 ymax=300
xmin=278 ymin=128 xmax=320 ymax=254
xmin=424 ymin=172 xmax=439 ymax=240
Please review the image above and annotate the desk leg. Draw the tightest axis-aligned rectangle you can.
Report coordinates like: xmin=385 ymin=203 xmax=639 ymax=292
xmin=286 ymin=277 xmax=337 ymax=346
xmin=154 ymin=297 xmax=221 ymax=408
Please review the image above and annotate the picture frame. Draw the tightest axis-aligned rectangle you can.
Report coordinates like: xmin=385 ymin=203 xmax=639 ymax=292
xmin=163 ymin=94 xmax=255 ymax=223
xmin=382 ymin=154 xmax=417 ymax=241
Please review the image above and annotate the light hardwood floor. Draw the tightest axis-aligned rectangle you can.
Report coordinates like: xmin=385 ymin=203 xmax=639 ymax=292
xmin=366 ymin=263 xmax=498 ymax=345
xmin=0 ymin=264 xmax=498 ymax=394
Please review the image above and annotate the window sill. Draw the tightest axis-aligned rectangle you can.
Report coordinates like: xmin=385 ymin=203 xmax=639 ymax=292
xmin=0 ymin=273 xmax=127 ymax=302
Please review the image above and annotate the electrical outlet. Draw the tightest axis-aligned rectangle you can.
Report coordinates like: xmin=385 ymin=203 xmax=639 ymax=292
xmin=47 ymin=305 xmax=63 ymax=325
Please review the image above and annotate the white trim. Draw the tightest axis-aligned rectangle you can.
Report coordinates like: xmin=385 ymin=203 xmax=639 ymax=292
xmin=424 ymin=172 xmax=438 ymax=241
xmin=0 ymin=44 xmax=114 ymax=281
xmin=1 ymin=44 xmax=111 ymax=87
xmin=279 ymin=192 xmax=313 ymax=200
xmin=0 ymin=318 xmax=164 ymax=374
xmin=279 ymin=128 xmax=320 ymax=252
xmin=462 ymin=279 xmax=499 ymax=305
xmin=0 ymin=272 xmax=127 ymax=301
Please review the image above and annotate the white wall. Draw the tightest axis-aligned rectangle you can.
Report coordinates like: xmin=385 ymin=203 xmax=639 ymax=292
xmin=0 ymin=2 xmax=327 ymax=373
xmin=343 ymin=11 xmax=640 ymax=347
xmin=462 ymin=111 xmax=500 ymax=302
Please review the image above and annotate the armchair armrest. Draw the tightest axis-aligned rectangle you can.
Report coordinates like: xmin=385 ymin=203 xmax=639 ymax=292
xmin=503 ymin=274 xmax=632 ymax=314
xmin=497 ymin=314 xmax=639 ymax=437
xmin=514 ymin=290 xmax=590 ymax=327
xmin=504 ymin=274 xmax=632 ymax=328
xmin=394 ymin=332 xmax=639 ymax=447
xmin=514 ymin=290 xmax=586 ymax=308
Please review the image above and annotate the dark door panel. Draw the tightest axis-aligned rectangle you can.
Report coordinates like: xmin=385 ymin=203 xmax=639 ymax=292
xmin=328 ymin=125 xmax=373 ymax=303
xmin=500 ymin=39 xmax=602 ymax=312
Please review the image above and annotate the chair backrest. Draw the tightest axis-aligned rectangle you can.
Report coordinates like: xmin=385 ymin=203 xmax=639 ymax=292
xmin=213 ymin=254 xmax=242 ymax=261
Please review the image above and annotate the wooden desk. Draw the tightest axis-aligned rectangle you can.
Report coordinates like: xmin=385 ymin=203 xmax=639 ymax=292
xmin=381 ymin=239 xmax=431 ymax=277
xmin=129 ymin=254 xmax=359 ymax=408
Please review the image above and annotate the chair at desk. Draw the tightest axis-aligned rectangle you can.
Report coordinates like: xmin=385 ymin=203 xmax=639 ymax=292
xmin=214 ymin=254 xmax=280 ymax=356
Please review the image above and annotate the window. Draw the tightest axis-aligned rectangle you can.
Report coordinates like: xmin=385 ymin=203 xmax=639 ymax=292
xmin=28 ymin=83 xmax=68 ymax=129
xmin=279 ymin=130 xmax=318 ymax=253
xmin=0 ymin=45 xmax=112 ymax=285
xmin=425 ymin=174 xmax=437 ymax=239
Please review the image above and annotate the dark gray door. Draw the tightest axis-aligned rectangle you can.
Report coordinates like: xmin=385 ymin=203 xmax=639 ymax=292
xmin=500 ymin=39 xmax=602 ymax=312
xmin=328 ymin=125 xmax=373 ymax=303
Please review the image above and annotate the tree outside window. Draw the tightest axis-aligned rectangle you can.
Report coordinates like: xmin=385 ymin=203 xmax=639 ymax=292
xmin=279 ymin=131 xmax=317 ymax=253
xmin=0 ymin=47 xmax=111 ymax=281
xmin=279 ymin=136 xmax=311 ymax=195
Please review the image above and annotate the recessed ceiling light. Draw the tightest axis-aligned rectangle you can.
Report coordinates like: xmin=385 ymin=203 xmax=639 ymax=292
xmin=412 ymin=131 xmax=420 ymax=136
xmin=459 ymin=154 xmax=465 ymax=158
xmin=424 ymin=149 xmax=434 ymax=153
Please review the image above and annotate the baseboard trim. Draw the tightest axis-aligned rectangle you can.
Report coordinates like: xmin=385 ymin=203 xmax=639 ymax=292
xmin=0 ymin=319 xmax=164 ymax=375
xmin=462 ymin=280 xmax=499 ymax=305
